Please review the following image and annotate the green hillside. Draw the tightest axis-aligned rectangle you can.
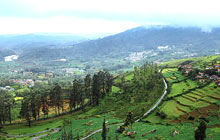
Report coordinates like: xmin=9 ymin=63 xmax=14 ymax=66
xmin=1 ymin=55 xmax=220 ymax=140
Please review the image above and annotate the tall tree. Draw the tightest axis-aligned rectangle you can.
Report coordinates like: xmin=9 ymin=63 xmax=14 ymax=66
xmin=0 ymin=90 xmax=14 ymax=125
xmin=30 ymin=92 xmax=37 ymax=120
xmin=20 ymin=97 xmax=32 ymax=127
xmin=41 ymin=89 xmax=49 ymax=118
xmin=50 ymin=83 xmax=63 ymax=115
xmin=84 ymin=74 xmax=92 ymax=104
xmin=98 ymin=71 xmax=106 ymax=98
xmin=105 ymin=70 xmax=113 ymax=93
xmin=102 ymin=117 xmax=107 ymax=140
xmin=124 ymin=111 xmax=134 ymax=130
xmin=92 ymin=74 xmax=101 ymax=105
xmin=69 ymin=80 xmax=78 ymax=111
xmin=194 ymin=120 xmax=207 ymax=140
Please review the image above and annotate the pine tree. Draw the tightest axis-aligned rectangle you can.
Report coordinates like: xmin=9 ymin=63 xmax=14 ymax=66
xmin=102 ymin=117 xmax=107 ymax=140
xmin=20 ymin=97 xmax=32 ymax=127
xmin=50 ymin=83 xmax=63 ymax=115
xmin=30 ymin=92 xmax=37 ymax=120
xmin=84 ymin=74 xmax=92 ymax=104
xmin=194 ymin=120 xmax=207 ymax=140
xmin=41 ymin=91 xmax=49 ymax=118
xmin=69 ymin=80 xmax=78 ymax=111
xmin=124 ymin=111 xmax=134 ymax=129
xmin=92 ymin=74 xmax=101 ymax=105
xmin=68 ymin=120 xmax=73 ymax=140
xmin=105 ymin=70 xmax=113 ymax=94
xmin=115 ymin=135 xmax=119 ymax=140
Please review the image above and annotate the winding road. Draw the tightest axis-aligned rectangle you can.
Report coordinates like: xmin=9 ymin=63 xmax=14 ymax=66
xmin=0 ymin=128 xmax=59 ymax=139
xmin=1 ymin=75 xmax=168 ymax=140
xmin=80 ymin=77 xmax=168 ymax=140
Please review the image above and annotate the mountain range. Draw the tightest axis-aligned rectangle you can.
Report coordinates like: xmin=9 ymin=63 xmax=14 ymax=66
xmin=1 ymin=26 xmax=220 ymax=62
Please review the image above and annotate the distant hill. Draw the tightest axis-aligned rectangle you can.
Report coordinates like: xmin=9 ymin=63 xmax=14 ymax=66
xmin=3 ymin=26 xmax=220 ymax=62
xmin=0 ymin=34 xmax=88 ymax=50
xmin=71 ymin=26 xmax=220 ymax=56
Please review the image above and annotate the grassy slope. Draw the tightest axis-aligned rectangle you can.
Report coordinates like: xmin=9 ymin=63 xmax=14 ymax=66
xmin=2 ymin=55 xmax=220 ymax=140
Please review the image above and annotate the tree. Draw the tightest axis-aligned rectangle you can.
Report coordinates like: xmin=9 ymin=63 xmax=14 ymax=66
xmin=194 ymin=120 xmax=207 ymax=140
xmin=102 ymin=117 xmax=107 ymax=140
xmin=50 ymin=83 xmax=63 ymax=115
xmin=92 ymin=74 xmax=101 ymax=105
xmin=0 ymin=90 xmax=14 ymax=126
xmin=60 ymin=119 xmax=73 ymax=140
xmin=115 ymin=135 xmax=119 ymax=140
xmin=124 ymin=111 xmax=134 ymax=129
xmin=20 ymin=97 xmax=32 ymax=127
xmin=4 ymin=92 xmax=14 ymax=124
xmin=105 ymin=71 xmax=113 ymax=93
xmin=69 ymin=80 xmax=78 ymax=111
xmin=41 ymin=89 xmax=49 ymax=118
xmin=84 ymin=74 xmax=92 ymax=104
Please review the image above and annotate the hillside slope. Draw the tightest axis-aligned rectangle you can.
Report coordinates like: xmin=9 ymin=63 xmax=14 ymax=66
xmin=16 ymin=26 xmax=220 ymax=63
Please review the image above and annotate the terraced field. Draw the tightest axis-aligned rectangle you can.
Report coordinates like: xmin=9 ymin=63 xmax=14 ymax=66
xmin=168 ymin=79 xmax=199 ymax=98
xmin=162 ymin=68 xmax=185 ymax=83
xmin=158 ymin=83 xmax=220 ymax=121
xmin=156 ymin=66 xmax=220 ymax=123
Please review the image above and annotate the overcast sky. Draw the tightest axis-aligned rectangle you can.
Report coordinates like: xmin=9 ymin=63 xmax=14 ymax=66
xmin=0 ymin=0 xmax=220 ymax=35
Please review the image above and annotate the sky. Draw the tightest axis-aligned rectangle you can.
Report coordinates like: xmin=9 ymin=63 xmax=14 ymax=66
xmin=0 ymin=0 xmax=220 ymax=35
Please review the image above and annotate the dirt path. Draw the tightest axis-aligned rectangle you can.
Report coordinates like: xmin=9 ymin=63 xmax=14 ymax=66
xmin=31 ymin=128 xmax=60 ymax=140
xmin=0 ymin=128 xmax=59 ymax=139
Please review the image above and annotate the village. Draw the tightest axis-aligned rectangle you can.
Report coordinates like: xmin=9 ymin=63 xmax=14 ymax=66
xmin=178 ymin=62 xmax=220 ymax=86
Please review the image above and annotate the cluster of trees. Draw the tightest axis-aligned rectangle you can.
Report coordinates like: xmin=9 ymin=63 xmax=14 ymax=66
xmin=19 ymin=86 xmax=50 ymax=127
xmin=69 ymin=70 xmax=113 ymax=110
xmin=0 ymin=70 xmax=113 ymax=128
xmin=118 ymin=63 xmax=164 ymax=103
xmin=0 ymin=90 xmax=14 ymax=126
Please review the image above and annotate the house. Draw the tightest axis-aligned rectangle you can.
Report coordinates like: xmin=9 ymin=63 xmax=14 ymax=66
xmin=204 ymin=74 xmax=210 ymax=78
xmin=199 ymin=79 xmax=206 ymax=83
xmin=183 ymin=65 xmax=192 ymax=69
xmin=0 ymin=86 xmax=14 ymax=91
xmin=23 ymin=71 xmax=33 ymax=75
xmin=46 ymin=72 xmax=54 ymax=77
xmin=206 ymin=67 xmax=213 ymax=70
xmin=198 ymin=72 xmax=204 ymax=76
xmin=185 ymin=69 xmax=193 ymax=74
xmin=210 ymin=75 xmax=218 ymax=80
xmin=216 ymin=80 xmax=220 ymax=87
xmin=195 ymin=75 xmax=203 ymax=79
xmin=215 ymin=64 xmax=220 ymax=68
xmin=0 ymin=87 xmax=6 ymax=90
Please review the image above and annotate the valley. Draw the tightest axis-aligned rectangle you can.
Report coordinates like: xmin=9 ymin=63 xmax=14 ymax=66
xmin=0 ymin=26 xmax=220 ymax=140
xmin=0 ymin=54 xmax=220 ymax=140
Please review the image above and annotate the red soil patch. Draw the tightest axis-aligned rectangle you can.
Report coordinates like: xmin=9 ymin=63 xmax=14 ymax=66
xmin=198 ymin=104 xmax=219 ymax=113
xmin=169 ymin=119 xmax=179 ymax=124
xmin=179 ymin=113 xmax=189 ymax=122
xmin=189 ymin=110 xmax=200 ymax=118
xmin=175 ymin=104 xmax=219 ymax=123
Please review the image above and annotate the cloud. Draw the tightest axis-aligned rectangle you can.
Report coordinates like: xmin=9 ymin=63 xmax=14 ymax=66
xmin=1 ymin=0 xmax=220 ymax=34
xmin=0 ymin=16 xmax=140 ymax=34
xmin=21 ymin=0 xmax=220 ymax=16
